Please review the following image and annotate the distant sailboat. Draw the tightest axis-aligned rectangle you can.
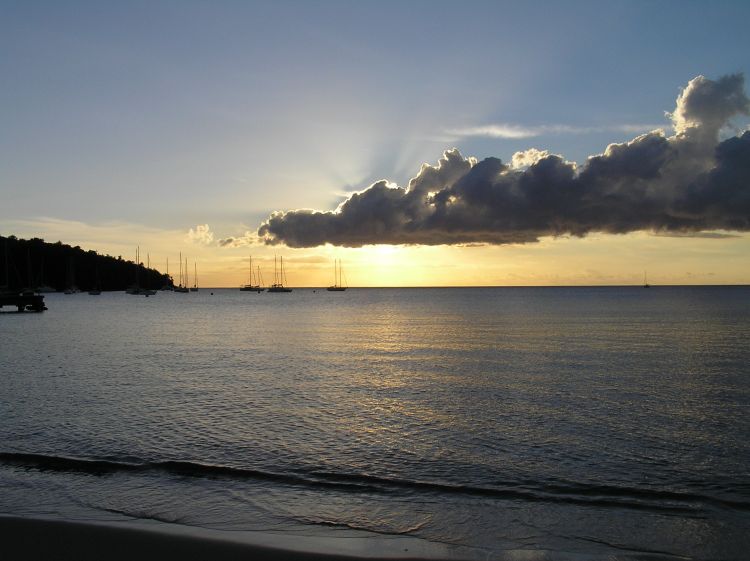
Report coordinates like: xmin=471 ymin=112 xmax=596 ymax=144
xmin=142 ymin=253 xmax=156 ymax=296
xmin=36 ymin=257 xmax=56 ymax=293
xmin=126 ymin=247 xmax=141 ymax=294
xmin=88 ymin=265 xmax=101 ymax=295
xmin=190 ymin=262 xmax=199 ymax=291
xmin=174 ymin=252 xmax=189 ymax=293
xmin=64 ymin=256 xmax=80 ymax=294
xmin=643 ymin=271 xmax=651 ymax=289
xmin=161 ymin=257 xmax=173 ymax=291
xmin=21 ymin=249 xmax=36 ymax=296
xmin=126 ymin=247 xmax=156 ymax=296
xmin=326 ymin=258 xmax=347 ymax=291
xmin=267 ymin=256 xmax=292 ymax=293
xmin=240 ymin=256 xmax=264 ymax=292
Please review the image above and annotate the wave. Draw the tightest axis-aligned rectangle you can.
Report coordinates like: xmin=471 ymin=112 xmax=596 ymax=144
xmin=0 ymin=453 xmax=380 ymax=493
xmin=2 ymin=452 xmax=748 ymax=515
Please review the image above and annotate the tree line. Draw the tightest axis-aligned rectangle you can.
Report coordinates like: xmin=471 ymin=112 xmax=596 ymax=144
xmin=1 ymin=235 xmax=172 ymax=292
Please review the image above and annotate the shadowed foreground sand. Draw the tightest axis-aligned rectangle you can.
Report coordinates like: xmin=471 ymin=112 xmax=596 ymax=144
xmin=0 ymin=516 xmax=479 ymax=561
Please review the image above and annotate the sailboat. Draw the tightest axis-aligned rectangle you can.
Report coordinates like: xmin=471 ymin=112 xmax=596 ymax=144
xmin=174 ymin=252 xmax=189 ymax=293
xmin=64 ymin=256 xmax=80 ymax=294
xmin=327 ymin=258 xmax=347 ymax=291
xmin=88 ymin=265 xmax=101 ymax=295
xmin=127 ymin=247 xmax=156 ymax=296
xmin=36 ymin=257 xmax=56 ymax=293
xmin=643 ymin=271 xmax=651 ymax=289
xmin=161 ymin=257 xmax=174 ymax=290
xmin=142 ymin=253 xmax=157 ymax=296
xmin=240 ymin=256 xmax=264 ymax=292
xmin=267 ymin=256 xmax=292 ymax=293
xmin=190 ymin=263 xmax=199 ymax=292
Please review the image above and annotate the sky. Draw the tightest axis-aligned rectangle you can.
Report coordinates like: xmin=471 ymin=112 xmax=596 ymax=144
xmin=1 ymin=0 xmax=749 ymax=287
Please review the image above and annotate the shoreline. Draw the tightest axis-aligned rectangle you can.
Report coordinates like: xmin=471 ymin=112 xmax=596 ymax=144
xmin=0 ymin=515 xmax=486 ymax=561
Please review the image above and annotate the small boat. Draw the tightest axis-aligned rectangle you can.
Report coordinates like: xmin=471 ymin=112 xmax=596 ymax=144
xmin=267 ymin=256 xmax=292 ymax=293
xmin=643 ymin=271 xmax=650 ymax=288
xmin=161 ymin=257 xmax=174 ymax=290
xmin=89 ymin=265 xmax=102 ymax=295
xmin=36 ymin=256 xmax=56 ymax=292
xmin=190 ymin=263 xmax=199 ymax=291
xmin=326 ymin=258 xmax=347 ymax=291
xmin=64 ymin=257 xmax=79 ymax=294
xmin=174 ymin=252 xmax=190 ymax=293
xmin=127 ymin=247 xmax=157 ymax=296
xmin=240 ymin=256 xmax=264 ymax=292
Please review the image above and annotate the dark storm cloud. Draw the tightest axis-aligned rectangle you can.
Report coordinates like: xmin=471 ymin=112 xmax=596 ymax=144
xmin=256 ymin=74 xmax=750 ymax=248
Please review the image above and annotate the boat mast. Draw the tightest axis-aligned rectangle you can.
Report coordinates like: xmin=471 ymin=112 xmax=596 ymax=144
xmin=26 ymin=248 xmax=33 ymax=290
xmin=68 ymin=256 xmax=74 ymax=290
xmin=3 ymin=239 xmax=8 ymax=289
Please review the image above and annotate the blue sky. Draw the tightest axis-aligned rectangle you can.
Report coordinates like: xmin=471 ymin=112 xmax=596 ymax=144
xmin=2 ymin=1 xmax=749 ymax=285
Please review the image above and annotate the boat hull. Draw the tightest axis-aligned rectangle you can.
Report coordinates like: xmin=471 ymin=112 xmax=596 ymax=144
xmin=240 ymin=286 xmax=264 ymax=292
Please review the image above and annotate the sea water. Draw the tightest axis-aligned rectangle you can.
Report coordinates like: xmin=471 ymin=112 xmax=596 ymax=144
xmin=1 ymin=287 xmax=749 ymax=559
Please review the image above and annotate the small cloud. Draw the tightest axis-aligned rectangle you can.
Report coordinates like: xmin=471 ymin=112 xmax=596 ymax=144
xmin=511 ymin=148 xmax=551 ymax=169
xmin=218 ymin=230 xmax=261 ymax=248
xmin=187 ymin=224 xmax=215 ymax=245
xmin=446 ymin=122 xmax=665 ymax=139
xmin=447 ymin=124 xmax=540 ymax=139
xmin=652 ymin=231 xmax=741 ymax=239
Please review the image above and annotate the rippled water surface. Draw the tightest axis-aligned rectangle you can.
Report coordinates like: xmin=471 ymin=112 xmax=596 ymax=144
xmin=1 ymin=287 xmax=749 ymax=559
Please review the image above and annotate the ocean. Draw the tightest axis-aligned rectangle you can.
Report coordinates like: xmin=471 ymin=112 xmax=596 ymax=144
xmin=1 ymin=287 xmax=749 ymax=559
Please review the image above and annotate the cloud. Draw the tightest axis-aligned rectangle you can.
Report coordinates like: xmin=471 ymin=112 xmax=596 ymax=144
xmin=217 ymin=230 xmax=261 ymax=247
xmin=670 ymin=74 xmax=750 ymax=137
xmin=187 ymin=224 xmax=215 ymax=245
xmin=446 ymin=123 xmax=665 ymax=139
xmin=652 ymin=231 xmax=740 ymax=239
xmin=255 ymin=74 xmax=750 ymax=248
xmin=511 ymin=148 xmax=553 ymax=169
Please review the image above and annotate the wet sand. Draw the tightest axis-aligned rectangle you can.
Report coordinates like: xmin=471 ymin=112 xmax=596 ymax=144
xmin=0 ymin=515 xmax=477 ymax=561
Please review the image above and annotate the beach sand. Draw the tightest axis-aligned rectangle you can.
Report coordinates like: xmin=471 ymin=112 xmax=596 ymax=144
xmin=0 ymin=515 xmax=478 ymax=561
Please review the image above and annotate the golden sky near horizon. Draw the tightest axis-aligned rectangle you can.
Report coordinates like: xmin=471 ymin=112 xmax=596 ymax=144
xmin=4 ymin=218 xmax=749 ymax=287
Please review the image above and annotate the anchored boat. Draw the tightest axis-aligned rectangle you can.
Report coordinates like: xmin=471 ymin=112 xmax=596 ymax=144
xmin=240 ymin=256 xmax=264 ymax=292
xmin=267 ymin=256 xmax=292 ymax=293
xmin=326 ymin=258 xmax=347 ymax=291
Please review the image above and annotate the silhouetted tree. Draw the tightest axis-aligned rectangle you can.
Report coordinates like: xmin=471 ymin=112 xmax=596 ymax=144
xmin=1 ymin=236 xmax=172 ymax=292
